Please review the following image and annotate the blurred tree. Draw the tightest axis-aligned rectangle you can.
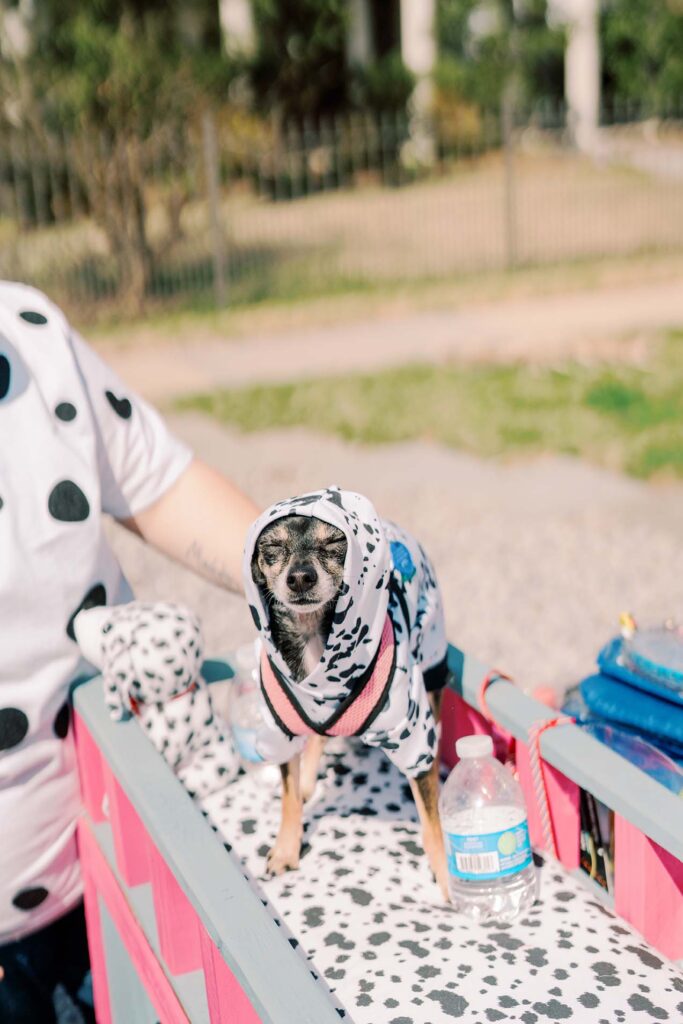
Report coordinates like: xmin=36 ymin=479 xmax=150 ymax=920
xmin=601 ymin=0 xmax=683 ymax=112
xmin=0 ymin=0 xmax=234 ymax=308
xmin=436 ymin=0 xmax=565 ymax=112
xmin=249 ymin=0 xmax=348 ymax=121
xmin=350 ymin=52 xmax=416 ymax=113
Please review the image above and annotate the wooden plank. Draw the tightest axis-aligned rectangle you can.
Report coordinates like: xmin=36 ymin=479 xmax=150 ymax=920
xmin=149 ymin=841 xmax=202 ymax=975
xmin=74 ymin=714 xmax=107 ymax=823
xmin=80 ymin=846 xmax=113 ymax=1024
xmin=200 ymin=925 xmax=262 ymax=1024
xmin=78 ymin=819 xmax=190 ymax=1024
xmin=448 ymin=645 xmax=683 ymax=861
xmin=614 ymin=814 xmax=683 ymax=962
xmin=104 ymin=763 xmax=151 ymax=887
xmin=93 ymin=823 xmax=210 ymax=1021
xmin=74 ymin=678 xmax=341 ymax=1024
xmin=99 ymin=896 xmax=159 ymax=1024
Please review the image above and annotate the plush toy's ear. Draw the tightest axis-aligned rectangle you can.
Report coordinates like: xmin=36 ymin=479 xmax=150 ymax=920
xmin=73 ymin=605 xmax=114 ymax=670
xmin=74 ymin=605 xmax=132 ymax=721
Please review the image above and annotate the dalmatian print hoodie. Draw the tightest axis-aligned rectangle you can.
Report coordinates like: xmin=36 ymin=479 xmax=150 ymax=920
xmin=0 ymin=283 xmax=192 ymax=944
xmin=243 ymin=488 xmax=448 ymax=777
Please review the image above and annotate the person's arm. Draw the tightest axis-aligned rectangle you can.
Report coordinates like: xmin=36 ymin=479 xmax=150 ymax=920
xmin=122 ymin=458 xmax=259 ymax=594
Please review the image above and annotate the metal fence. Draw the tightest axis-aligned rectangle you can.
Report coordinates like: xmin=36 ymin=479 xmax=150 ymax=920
xmin=1 ymin=102 xmax=682 ymax=320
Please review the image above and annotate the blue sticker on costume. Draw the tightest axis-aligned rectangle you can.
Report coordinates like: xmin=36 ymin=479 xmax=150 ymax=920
xmin=390 ymin=541 xmax=416 ymax=583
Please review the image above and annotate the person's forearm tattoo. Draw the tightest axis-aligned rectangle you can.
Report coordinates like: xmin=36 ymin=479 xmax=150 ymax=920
xmin=185 ymin=540 xmax=241 ymax=594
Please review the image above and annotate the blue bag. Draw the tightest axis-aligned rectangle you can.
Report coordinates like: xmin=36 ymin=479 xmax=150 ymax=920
xmin=597 ymin=636 xmax=683 ymax=706
xmin=580 ymin=672 xmax=683 ymax=759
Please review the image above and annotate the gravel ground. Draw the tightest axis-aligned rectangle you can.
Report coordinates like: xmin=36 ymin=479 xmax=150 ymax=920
xmin=107 ymin=412 xmax=683 ymax=701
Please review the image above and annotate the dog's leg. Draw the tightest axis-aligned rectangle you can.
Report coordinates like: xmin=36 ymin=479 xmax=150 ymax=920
xmin=300 ymin=735 xmax=326 ymax=802
xmin=267 ymin=754 xmax=303 ymax=875
xmin=428 ymin=689 xmax=443 ymax=723
xmin=410 ymin=762 xmax=449 ymax=900
xmin=410 ymin=687 xmax=448 ymax=899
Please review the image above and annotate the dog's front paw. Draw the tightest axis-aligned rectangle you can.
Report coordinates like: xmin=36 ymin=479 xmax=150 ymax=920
xmin=266 ymin=840 xmax=301 ymax=875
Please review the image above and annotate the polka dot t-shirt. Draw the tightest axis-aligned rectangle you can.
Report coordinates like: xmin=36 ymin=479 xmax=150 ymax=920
xmin=0 ymin=282 xmax=192 ymax=944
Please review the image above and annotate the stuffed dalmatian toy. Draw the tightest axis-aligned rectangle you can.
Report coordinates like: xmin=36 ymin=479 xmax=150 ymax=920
xmin=74 ymin=601 xmax=240 ymax=798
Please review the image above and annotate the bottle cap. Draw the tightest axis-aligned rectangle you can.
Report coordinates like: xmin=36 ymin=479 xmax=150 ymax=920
xmin=456 ymin=734 xmax=494 ymax=759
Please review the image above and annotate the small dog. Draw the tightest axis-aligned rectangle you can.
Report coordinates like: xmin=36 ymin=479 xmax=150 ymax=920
xmin=245 ymin=487 xmax=449 ymax=897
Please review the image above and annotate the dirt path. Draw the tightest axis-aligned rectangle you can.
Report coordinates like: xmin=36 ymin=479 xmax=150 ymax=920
xmin=99 ymin=277 xmax=683 ymax=401
xmin=108 ymin=413 xmax=683 ymax=698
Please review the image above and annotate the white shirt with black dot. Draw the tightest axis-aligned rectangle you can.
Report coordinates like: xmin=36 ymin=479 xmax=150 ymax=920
xmin=0 ymin=282 xmax=192 ymax=943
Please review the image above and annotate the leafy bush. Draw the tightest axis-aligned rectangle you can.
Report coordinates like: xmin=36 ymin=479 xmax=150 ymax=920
xmin=436 ymin=0 xmax=565 ymax=111
xmin=249 ymin=0 xmax=348 ymax=120
xmin=350 ymin=53 xmax=416 ymax=114
xmin=601 ymin=0 xmax=683 ymax=113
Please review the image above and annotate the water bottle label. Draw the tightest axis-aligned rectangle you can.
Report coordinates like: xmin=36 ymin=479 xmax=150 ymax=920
xmin=445 ymin=819 xmax=532 ymax=881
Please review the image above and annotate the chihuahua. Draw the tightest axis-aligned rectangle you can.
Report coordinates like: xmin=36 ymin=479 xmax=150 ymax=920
xmin=246 ymin=488 xmax=449 ymax=897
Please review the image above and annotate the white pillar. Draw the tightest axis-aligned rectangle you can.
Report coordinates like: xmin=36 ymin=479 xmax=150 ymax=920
xmin=218 ymin=0 xmax=255 ymax=57
xmin=1 ymin=0 xmax=33 ymax=60
xmin=558 ymin=0 xmax=601 ymax=152
xmin=347 ymin=0 xmax=373 ymax=67
xmin=399 ymin=0 xmax=437 ymax=118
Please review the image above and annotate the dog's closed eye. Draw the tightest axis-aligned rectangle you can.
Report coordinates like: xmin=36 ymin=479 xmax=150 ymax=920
xmin=261 ymin=542 xmax=286 ymax=564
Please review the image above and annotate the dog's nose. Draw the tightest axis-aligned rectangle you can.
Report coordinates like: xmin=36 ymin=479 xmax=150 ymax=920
xmin=287 ymin=564 xmax=318 ymax=594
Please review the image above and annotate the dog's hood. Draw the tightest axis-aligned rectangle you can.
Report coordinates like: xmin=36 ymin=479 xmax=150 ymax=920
xmin=243 ymin=487 xmax=391 ymax=700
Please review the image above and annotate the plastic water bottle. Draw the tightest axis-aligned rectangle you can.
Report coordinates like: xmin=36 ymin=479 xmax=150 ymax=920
xmin=439 ymin=734 xmax=538 ymax=922
xmin=228 ymin=643 xmax=270 ymax=769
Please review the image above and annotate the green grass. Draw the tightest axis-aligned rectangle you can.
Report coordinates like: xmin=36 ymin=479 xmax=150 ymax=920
xmin=175 ymin=331 xmax=683 ymax=480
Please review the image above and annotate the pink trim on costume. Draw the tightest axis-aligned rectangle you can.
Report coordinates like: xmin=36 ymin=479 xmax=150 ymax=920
xmin=261 ymin=615 xmax=395 ymax=738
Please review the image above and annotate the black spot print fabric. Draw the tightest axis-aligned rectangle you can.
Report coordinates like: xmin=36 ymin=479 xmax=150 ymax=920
xmin=53 ymin=702 xmax=70 ymax=739
xmin=0 ymin=280 xmax=192 ymax=943
xmin=0 ymin=708 xmax=29 ymax=750
xmin=242 ymin=489 xmax=448 ymax=776
xmin=66 ymin=583 xmax=107 ymax=641
xmin=12 ymin=887 xmax=49 ymax=910
xmin=201 ymin=740 xmax=683 ymax=1024
xmin=55 ymin=402 xmax=77 ymax=422
xmin=0 ymin=353 xmax=9 ymax=398
xmin=19 ymin=310 xmax=48 ymax=325
xmin=47 ymin=480 xmax=90 ymax=522
xmin=105 ymin=390 xmax=132 ymax=420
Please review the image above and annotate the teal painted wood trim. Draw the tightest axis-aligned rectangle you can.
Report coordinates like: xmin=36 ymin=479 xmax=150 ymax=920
xmin=447 ymin=644 xmax=683 ymax=862
xmin=99 ymin=895 xmax=159 ymax=1024
xmin=74 ymin=677 xmax=341 ymax=1024
xmin=94 ymin=823 xmax=210 ymax=1021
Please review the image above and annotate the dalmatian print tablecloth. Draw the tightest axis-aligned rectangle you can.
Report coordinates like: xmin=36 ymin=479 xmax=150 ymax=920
xmin=201 ymin=739 xmax=683 ymax=1024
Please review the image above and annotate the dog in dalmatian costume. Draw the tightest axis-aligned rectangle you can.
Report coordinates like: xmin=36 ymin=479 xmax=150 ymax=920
xmin=74 ymin=601 xmax=240 ymax=798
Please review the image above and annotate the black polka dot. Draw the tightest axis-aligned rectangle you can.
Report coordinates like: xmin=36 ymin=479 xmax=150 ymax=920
xmin=19 ymin=310 xmax=48 ymax=326
xmin=105 ymin=390 xmax=132 ymax=420
xmin=54 ymin=702 xmax=70 ymax=739
xmin=0 ymin=354 xmax=9 ymax=399
xmin=12 ymin=887 xmax=49 ymax=910
xmin=48 ymin=480 xmax=90 ymax=522
xmin=0 ymin=496 xmax=3 ymax=510
xmin=0 ymin=707 xmax=29 ymax=750
xmin=55 ymin=402 xmax=77 ymax=422
xmin=66 ymin=583 xmax=107 ymax=641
